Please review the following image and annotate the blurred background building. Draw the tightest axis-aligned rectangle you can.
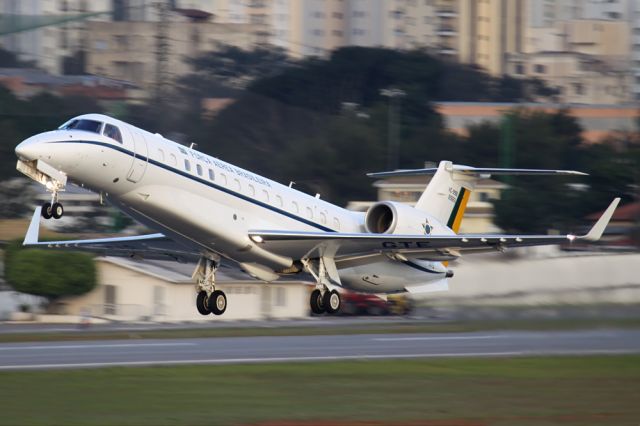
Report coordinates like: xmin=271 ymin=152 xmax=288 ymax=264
xmin=0 ymin=0 xmax=637 ymax=103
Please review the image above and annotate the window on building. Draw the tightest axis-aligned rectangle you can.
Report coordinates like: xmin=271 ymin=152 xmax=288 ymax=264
xmin=274 ymin=287 xmax=286 ymax=307
xmin=515 ymin=64 xmax=525 ymax=75
xmin=534 ymin=64 xmax=546 ymax=74
xmin=573 ymin=83 xmax=585 ymax=95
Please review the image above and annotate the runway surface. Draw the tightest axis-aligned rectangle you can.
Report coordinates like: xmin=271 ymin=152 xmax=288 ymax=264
xmin=0 ymin=329 xmax=639 ymax=370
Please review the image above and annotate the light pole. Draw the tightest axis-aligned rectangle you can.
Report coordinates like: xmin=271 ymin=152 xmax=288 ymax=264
xmin=380 ymin=88 xmax=405 ymax=170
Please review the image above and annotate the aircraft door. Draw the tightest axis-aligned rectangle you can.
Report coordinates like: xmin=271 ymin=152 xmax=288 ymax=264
xmin=126 ymin=128 xmax=148 ymax=183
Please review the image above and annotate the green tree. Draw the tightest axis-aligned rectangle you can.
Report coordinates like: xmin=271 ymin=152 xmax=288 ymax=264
xmin=5 ymin=242 xmax=96 ymax=306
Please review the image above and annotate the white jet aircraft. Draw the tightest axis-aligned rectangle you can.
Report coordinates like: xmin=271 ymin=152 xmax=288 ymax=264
xmin=15 ymin=114 xmax=619 ymax=316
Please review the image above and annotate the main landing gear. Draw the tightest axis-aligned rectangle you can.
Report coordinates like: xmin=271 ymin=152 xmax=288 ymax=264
xmin=303 ymin=256 xmax=342 ymax=315
xmin=310 ymin=288 xmax=341 ymax=315
xmin=193 ymin=256 xmax=227 ymax=316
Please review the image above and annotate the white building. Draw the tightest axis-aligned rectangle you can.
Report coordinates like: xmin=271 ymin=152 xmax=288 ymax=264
xmin=56 ymin=257 xmax=312 ymax=322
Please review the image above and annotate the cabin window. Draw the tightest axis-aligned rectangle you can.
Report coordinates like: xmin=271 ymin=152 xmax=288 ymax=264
xmin=306 ymin=207 xmax=313 ymax=219
xmin=184 ymin=159 xmax=191 ymax=172
xmin=333 ymin=217 xmax=340 ymax=230
xmin=196 ymin=164 xmax=203 ymax=176
xmin=262 ymin=189 xmax=269 ymax=202
xmin=103 ymin=124 xmax=123 ymax=143
xmin=208 ymin=168 xmax=214 ymax=180
xmin=234 ymin=178 xmax=241 ymax=191
xmin=275 ymin=195 xmax=283 ymax=208
xmin=220 ymin=173 xmax=227 ymax=185
xmin=292 ymin=201 xmax=299 ymax=213
xmin=248 ymin=184 xmax=255 ymax=197
xmin=169 ymin=154 xmax=177 ymax=166
xmin=157 ymin=148 xmax=165 ymax=161
xmin=320 ymin=212 xmax=327 ymax=224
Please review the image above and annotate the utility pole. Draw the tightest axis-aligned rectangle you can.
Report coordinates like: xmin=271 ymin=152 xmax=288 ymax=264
xmin=154 ymin=1 xmax=170 ymax=103
xmin=380 ymin=88 xmax=406 ymax=171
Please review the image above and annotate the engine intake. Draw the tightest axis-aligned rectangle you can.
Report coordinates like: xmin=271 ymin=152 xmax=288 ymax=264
xmin=365 ymin=201 xmax=433 ymax=235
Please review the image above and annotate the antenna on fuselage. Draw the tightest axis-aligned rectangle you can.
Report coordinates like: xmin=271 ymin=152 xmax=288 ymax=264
xmin=289 ymin=181 xmax=295 ymax=188
xmin=189 ymin=142 xmax=198 ymax=149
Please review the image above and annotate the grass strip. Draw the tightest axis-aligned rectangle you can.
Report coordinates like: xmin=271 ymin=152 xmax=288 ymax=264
xmin=0 ymin=355 xmax=638 ymax=425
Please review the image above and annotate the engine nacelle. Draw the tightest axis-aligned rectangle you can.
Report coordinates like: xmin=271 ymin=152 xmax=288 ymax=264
xmin=365 ymin=201 xmax=434 ymax=235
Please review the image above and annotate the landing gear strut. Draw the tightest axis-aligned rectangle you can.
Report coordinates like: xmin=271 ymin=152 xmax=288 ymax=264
xmin=193 ymin=255 xmax=227 ymax=316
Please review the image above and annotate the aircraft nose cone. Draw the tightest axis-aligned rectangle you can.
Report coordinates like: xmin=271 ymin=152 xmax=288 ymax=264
xmin=15 ymin=135 xmax=46 ymax=161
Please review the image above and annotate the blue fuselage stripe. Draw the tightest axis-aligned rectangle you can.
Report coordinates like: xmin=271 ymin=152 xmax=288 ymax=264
xmin=49 ymin=140 xmax=336 ymax=232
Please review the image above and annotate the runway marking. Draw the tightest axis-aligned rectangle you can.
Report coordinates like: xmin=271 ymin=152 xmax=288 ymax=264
xmin=0 ymin=342 xmax=197 ymax=351
xmin=1 ymin=348 xmax=639 ymax=370
xmin=373 ymin=335 xmax=504 ymax=342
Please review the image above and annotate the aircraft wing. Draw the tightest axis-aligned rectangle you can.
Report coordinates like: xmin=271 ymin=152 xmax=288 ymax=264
xmin=249 ymin=198 xmax=620 ymax=263
xmin=22 ymin=207 xmax=199 ymax=263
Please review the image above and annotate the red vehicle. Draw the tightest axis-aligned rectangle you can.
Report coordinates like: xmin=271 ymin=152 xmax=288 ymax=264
xmin=338 ymin=291 xmax=413 ymax=316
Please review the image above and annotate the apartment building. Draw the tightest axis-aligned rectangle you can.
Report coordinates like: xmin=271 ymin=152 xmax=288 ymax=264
xmin=85 ymin=17 xmax=264 ymax=92
xmin=0 ymin=0 xmax=111 ymax=74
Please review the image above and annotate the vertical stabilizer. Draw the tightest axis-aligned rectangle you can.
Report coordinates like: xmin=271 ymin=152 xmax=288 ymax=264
xmin=414 ymin=161 xmax=474 ymax=232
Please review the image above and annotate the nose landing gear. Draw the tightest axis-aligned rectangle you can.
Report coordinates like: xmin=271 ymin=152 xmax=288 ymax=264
xmin=41 ymin=201 xmax=64 ymax=220
xmin=40 ymin=181 xmax=65 ymax=220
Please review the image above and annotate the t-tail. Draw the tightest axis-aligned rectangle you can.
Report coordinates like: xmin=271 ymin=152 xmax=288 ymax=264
xmin=368 ymin=160 xmax=587 ymax=233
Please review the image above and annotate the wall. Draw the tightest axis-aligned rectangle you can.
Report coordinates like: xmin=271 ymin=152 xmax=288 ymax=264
xmin=427 ymin=250 xmax=640 ymax=305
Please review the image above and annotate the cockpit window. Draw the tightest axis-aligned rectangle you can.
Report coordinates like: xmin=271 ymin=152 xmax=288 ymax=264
xmin=103 ymin=124 xmax=123 ymax=143
xmin=60 ymin=119 xmax=103 ymax=134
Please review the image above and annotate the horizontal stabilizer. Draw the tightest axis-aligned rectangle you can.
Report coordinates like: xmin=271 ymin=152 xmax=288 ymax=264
xmin=368 ymin=165 xmax=587 ymax=178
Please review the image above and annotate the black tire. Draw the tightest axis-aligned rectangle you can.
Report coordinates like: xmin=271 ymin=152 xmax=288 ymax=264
xmin=310 ymin=289 xmax=325 ymax=314
xmin=52 ymin=202 xmax=64 ymax=219
xmin=41 ymin=202 xmax=52 ymax=219
xmin=209 ymin=290 xmax=227 ymax=315
xmin=196 ymin=291 xmax=210 ymax=315
xmin=323 ymin=290 xmax=341 ymax=314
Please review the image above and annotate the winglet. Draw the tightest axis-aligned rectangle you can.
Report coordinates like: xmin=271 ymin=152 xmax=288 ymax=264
xmin=24 ymin=207 xmax=42 ymax=246
xmin=577 ymin=198 xmax=620 ymax=242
